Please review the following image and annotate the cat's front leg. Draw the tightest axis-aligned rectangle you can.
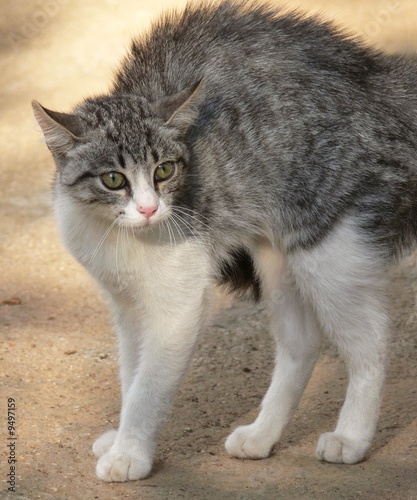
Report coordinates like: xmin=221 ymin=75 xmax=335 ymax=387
xmin=95 ymin=306 xmax=207 ymax=481
xmin=93 ymin=299 xmax=143 ymax=459
xmin=95 ymin=247 xmax=211 ymax=482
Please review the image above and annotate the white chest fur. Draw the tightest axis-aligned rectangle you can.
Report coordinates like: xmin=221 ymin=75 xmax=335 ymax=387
xmin=54 ymin=198 xmax=212 ymax=309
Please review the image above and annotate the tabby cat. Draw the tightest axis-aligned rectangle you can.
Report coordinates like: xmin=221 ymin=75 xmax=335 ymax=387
xmin=33 ymin=0 xmax=417 ymax=482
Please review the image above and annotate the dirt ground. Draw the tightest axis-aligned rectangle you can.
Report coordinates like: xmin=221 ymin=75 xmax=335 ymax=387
xmin=1 ymin=0 xmax=417 ymax=498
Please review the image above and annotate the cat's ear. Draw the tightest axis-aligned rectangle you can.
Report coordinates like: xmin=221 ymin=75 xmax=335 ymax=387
xmin=32 ymin=100 xmax=85 ymax=156
xmin=153 ymin=79 xmax=205 ymax=135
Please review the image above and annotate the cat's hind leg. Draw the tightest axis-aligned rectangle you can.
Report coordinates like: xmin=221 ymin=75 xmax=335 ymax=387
xmin=290 ymin=221 xmax=388 ymax=464
xmin=225 ymin=244 xmax=322 ymax=459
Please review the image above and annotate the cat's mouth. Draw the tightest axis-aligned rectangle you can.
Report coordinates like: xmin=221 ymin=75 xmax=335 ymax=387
xmin=119 ymin=219 xmax=157 ymax=230
xmin=117 ymin=212 xmax=168 ymax=230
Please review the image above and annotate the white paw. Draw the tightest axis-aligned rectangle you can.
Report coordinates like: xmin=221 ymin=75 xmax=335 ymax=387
xmin=316 ymin=432 xmax=370 ymax=464
xmin=225 ymin=423 xmax=273 ymax=459
xmin=96 ymin=448 xmax=152 ymax=482
xmin=92 ymin=429 xmax=117 ymax=458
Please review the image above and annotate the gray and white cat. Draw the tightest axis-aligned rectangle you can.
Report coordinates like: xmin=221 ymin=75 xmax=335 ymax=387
xmin=33 ymin=1 xmax=417 ymax=482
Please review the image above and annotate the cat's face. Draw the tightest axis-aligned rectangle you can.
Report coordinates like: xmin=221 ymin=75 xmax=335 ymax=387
xmin=33 ymin=82 xmax=204 ymax=230
xmin=53 ymin=95 xmax=190 ymax=229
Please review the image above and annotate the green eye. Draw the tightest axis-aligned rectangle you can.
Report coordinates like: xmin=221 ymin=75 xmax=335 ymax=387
xmin=101 ymin=172 xmax=126 ymax=190
xmin=155 ymin=162 xmax=175 ymax=182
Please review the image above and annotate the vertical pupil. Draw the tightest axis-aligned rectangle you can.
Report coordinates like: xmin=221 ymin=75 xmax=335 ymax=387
xmin=157 ymin=163 xmax=173 ymax=179
xmin=103 ymin=172 xmax=124 ymax=188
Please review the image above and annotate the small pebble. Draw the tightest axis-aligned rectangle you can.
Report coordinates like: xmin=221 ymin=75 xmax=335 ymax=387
xmin=1 ymin=297 xmax=21 ymax=305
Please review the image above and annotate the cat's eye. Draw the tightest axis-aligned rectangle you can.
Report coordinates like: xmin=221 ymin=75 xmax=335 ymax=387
xmin=154 ymin=162 xmax=175 ymax=182
xmin=101 ymin=172 xmax=126 ymax=190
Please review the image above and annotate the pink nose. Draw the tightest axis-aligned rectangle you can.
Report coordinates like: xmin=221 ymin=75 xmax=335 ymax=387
xmin=138 ymin=205 xmax=158 ymax=219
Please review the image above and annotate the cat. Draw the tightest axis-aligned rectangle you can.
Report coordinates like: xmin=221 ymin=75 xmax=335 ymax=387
xmin=32 ymin=0 xmax=417 ymax=483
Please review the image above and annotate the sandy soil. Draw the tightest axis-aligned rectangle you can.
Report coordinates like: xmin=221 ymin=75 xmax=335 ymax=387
xmin=1 ymin=1 xmax=416 ymax=498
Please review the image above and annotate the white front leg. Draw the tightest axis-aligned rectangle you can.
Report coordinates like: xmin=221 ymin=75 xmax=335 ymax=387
xmin=113 ymin=299 xmax=143 ymax=398
xmin=96 ymin=315 xmax=203 ymax=481
xmin=94 ymin=240 xmax=211 ymax=482
xmin=92 ymin=301 xmax=142 ymax=460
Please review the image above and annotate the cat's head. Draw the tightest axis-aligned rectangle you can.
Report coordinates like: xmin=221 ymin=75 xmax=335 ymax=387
xmin=32 ymin=80 xmax=204 ymax=229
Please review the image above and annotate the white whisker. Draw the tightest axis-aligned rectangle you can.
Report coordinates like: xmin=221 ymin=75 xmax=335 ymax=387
xmin=87 ymin=217 xmax=119 ymax=270
xmin=122 ymin=225 xmax=129 ymax=272
xmin=170 ymin=211 xmax=199 ymax=239
xmin=163 ymin=218 xmax=174 ymax=250
xmin=171 ymin=205 xmax=211 ymax=231
xmin=171 ymin=205 xmax=208 ymax=220
xmin=170 ymin=211 xmax=197 ymax=240
xmin=168 ymin=213 xmax=189 ymax=246
xmin=170 ymin=207 xmax=215 ymax=254
xmin=115 ymin=225 xmax=122 ymax=289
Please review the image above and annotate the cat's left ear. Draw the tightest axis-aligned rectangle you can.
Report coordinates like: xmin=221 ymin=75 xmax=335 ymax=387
xmin=152 ymin=79 xmax=205 ymax=136
xmin=32 ymin=100 xmax=86 ymax=157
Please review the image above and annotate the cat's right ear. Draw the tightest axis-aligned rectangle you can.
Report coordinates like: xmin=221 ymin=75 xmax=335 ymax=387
xmin=32 ymin=100 xmax=85 ymax=157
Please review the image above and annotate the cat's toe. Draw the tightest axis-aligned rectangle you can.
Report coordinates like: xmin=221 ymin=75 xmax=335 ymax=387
xmin=225 ymin=424 xmax=273 ymax=459
xmin=92 ymin=429 xmax=118 ymax=458
xmin=96 ymin=449 xmax=152 ymax=482
xmin=316 ymin=432 xmax=370 ymax=464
